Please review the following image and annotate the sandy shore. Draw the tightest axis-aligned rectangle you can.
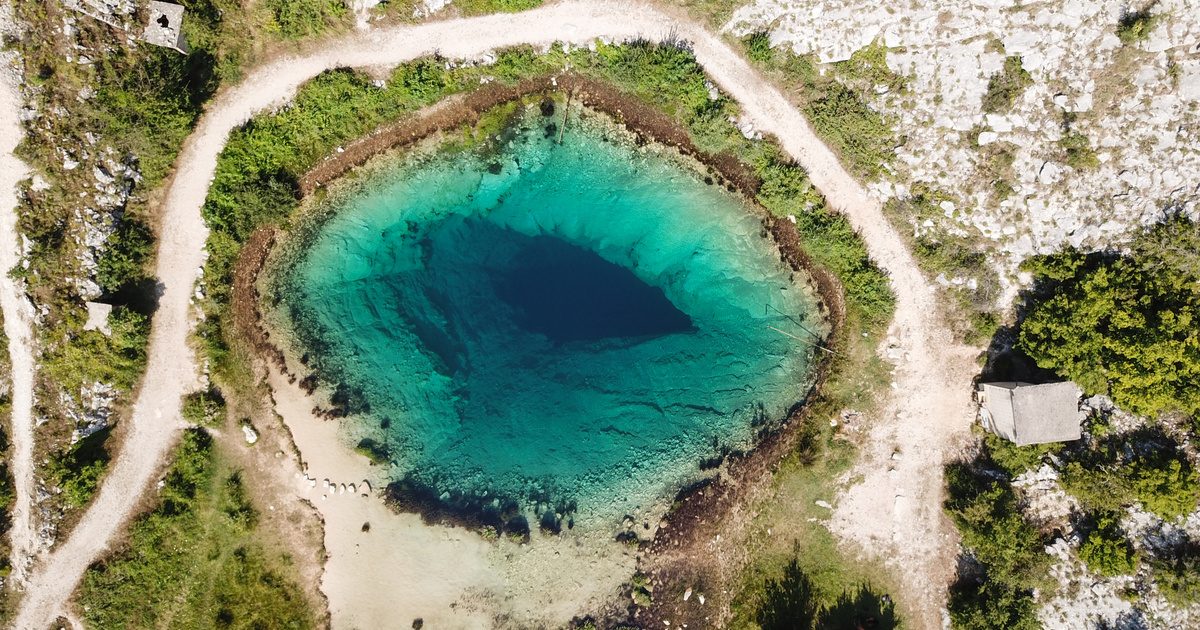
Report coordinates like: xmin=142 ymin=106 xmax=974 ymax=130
xmin=268 ymin=367 xmax=638 ymax=628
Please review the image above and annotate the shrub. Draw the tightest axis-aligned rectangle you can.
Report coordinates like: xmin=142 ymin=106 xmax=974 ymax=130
xmin=44 ymin=306 xmax=151 ymax=394
xmin=1060 ymin=131 xmax=1099 ymax=170
xmin=1117 ymin=9 xmax=1161 ymax=44
xmin=985 ymin=433 xmax=1059 ymax=478
xmin=48 ymin=428 xmax=113 ymax=508
xmin=1128 ymin=453 xmax=1200 ymax=520
xmin=1152 ymin=542 xmax=1200 ymax=607
xmin=948 ymin=578 xmax=1040 ymax=630
xmin=1079 ymin=512 xmax=1137 ymax=577
xmin=263 ymin=0 xmax=347 ymax=39
xmin=744 ymin=31 xmax=774 ymax=64
xmin=181 ymin=388 xmax=227 ymax=427
xmin=982 ymin=56 xmax=1032 ymax=113
xmin=1018 ymin=217 xmax=1200 ymax=418
xmin=945 ymin=463 xmax=1049 ymax=587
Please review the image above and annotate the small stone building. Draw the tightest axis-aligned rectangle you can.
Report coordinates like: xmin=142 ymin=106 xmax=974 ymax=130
xmin=142 ymin=1 xmax=189 ymax=53
xmin=978 ymin=381 xmax=1083 ymax=445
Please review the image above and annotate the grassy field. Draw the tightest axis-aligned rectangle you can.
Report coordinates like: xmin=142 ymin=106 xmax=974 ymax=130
xmin=76 ymin=429 xmax=316 ymax=629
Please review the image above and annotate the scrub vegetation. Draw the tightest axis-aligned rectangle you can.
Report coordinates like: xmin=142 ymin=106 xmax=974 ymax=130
xmin=77 ymin=428 xmax=316 ymax=628
xmin=1018 ymin=216 xmax=1200 ymax=419
xmin=10 ymin=0 xmax=267 ymax=536
xmin=741 ymin=32 xmax=899 ymax=181
xmin=982 ymin=55 xmax=1033 ymax=114
xmin=0 ymin=317 xmax=14 ymax=588
xmin=945 ymin=217 xmax=1200 ymax=628
xmin=7 ymin=0 xmax=345 ymax=615
xmin=883 ymin=186 xmax=1001 ymax=344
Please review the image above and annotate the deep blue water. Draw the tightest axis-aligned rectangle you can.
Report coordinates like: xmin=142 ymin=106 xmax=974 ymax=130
xmin=269 ymin=106 xmax=827 ymax=524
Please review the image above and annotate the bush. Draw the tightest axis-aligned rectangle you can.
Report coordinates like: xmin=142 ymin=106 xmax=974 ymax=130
xmin=945 ymin=459 xmax=1045 ymax=630
xmin=1018 ymin=217 xmax=1200 ymax=418
xmin=1060 ymin=432 xmax=1200 ymax=520
xmin=948 ymin=578 xmax=1039 ymax=630
xmin=49 ymin=428 xmax=113 ymax=508
xmin=745 ymin=31 xmax=774 ymax=64
xmin=1152 ymin=541 xmax=1200 ymax=608
xmin=263 ymin=0 xmax=347 ymax=39
xmin=1117 ymin=9 xmax=1161 ymax=44
xmin=1079 ymin=512 xmax=1137 ymax=577
xmin=982 ymin=56 xmax=1032 ymax=113
xmin=1128 ymin=453 xmax=1200 ymax=520
xmin=44 ymin=306 xmax=151 ymax=394
xmin=1060 ymin=131 xmax=1099 ymax=170
xmin=181 ymin=388 xmax=227 ymax=427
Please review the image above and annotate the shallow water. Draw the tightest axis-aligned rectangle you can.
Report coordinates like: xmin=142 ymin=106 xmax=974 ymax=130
xmin=270 ymin=106 xmax=827 ymax=524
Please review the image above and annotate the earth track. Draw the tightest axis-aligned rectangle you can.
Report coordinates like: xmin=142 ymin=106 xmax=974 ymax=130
xmin=0 ymin=17 xmax=39 ymax=588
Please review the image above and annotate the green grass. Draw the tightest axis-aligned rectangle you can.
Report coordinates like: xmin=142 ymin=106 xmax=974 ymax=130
xmin=455 ymin=0 xmax=543 ymax=14
xmin=1018 ymin=217 xmax=1200 ymax=419
xmin=78 ymin=429 xmax=315 ymax=629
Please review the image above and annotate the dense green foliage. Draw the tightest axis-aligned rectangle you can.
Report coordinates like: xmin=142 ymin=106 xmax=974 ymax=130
xmin=1152 ymin=542 xmax=1200 ymax=607
xmin=1018 ymin=217 xmax=1200 ymax=418
xmin=44 ymin=307 xmax=150 ymax=394
xmin=48 ymin=428 xmax=112 ymax=508
xmin=944 ymin=460 xmax=1047 ymax=629
xmin=982 ymin=56 xmax=1032 ymax=113
xmin=78 ymin=429 xmax=314 ymax=629
xmin=1060 ymin=435 xmax=1200 ymax=521
xmin=1079 ymin=512 xmax=1137 ymax=577
xmin=181 ymin=388 xmax=228 ymax=427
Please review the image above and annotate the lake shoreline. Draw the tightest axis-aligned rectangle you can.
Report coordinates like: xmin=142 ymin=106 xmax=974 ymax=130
xmin=233 ymin=72 xmax=846 ymax=624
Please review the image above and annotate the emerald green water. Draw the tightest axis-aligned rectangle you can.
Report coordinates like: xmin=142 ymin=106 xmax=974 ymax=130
xmin=270 ymin=106 xmax=827 ymax=525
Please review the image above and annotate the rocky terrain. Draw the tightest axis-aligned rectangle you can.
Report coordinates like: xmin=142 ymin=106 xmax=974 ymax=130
xmin=728 ymin=0 xmax=1200 ymax=299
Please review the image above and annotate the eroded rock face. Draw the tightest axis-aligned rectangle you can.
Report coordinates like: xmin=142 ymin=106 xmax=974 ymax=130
xmin=728 ymin=0 xmax=1200 ymax=288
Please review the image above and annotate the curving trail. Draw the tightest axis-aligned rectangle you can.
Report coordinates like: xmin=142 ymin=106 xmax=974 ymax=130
xmin=0 ymin=25 xmax=40 ymax=587
xmin=12 ymin=3 xmax=976 ymax=628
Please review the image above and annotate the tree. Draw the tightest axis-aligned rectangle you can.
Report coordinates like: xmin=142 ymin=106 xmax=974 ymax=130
xmin=1018 ymin=217 xmax=1200 ymax=418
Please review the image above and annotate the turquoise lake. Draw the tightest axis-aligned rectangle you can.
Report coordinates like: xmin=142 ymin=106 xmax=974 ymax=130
xmin=269 ymin=105 xmax=827 ymax=525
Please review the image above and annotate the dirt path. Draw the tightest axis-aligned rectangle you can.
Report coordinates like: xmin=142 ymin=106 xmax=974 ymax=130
xmin=0 ymin=13 xmax=41 ymax=587
xmin=12 ymin=3 xmax=976 ymax=627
